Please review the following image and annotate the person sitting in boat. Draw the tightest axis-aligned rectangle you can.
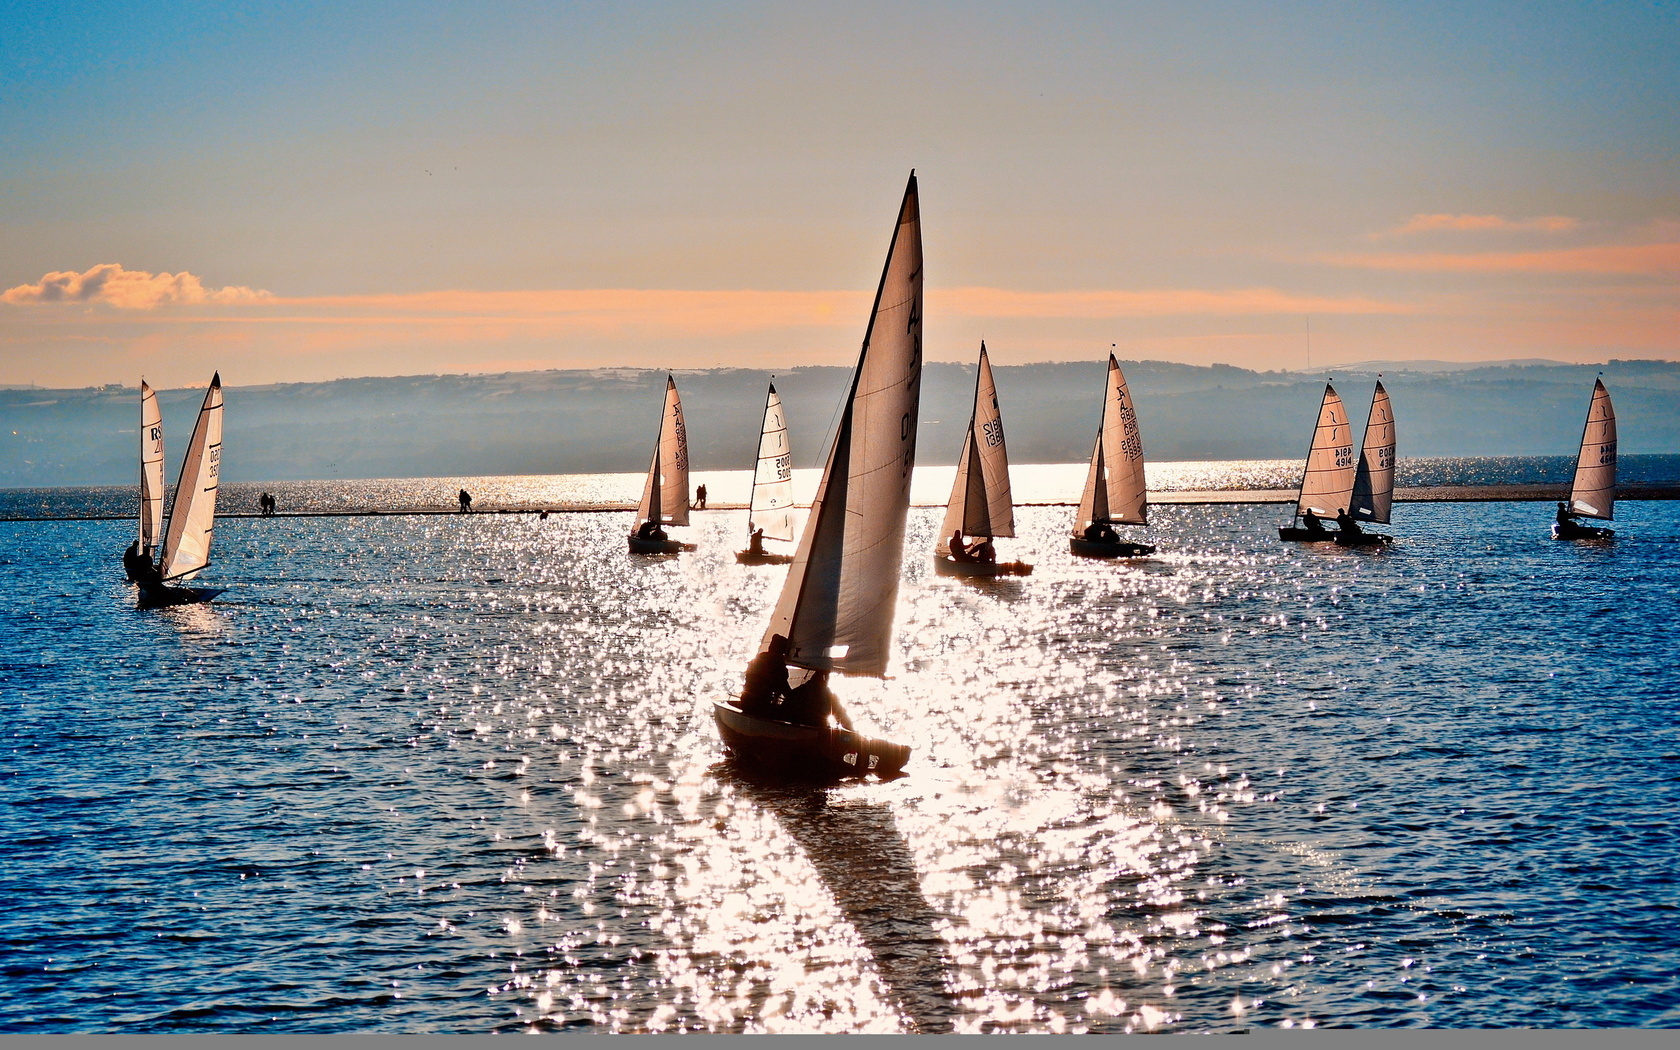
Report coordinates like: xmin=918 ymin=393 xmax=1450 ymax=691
xmin=1083 ymin=521 xmax=1120 ymax=545
xmin=1301 ymin=509 xmax=1330 ymax=535
xmin=968 ymin=537 xmax=997 ymax=564
xmin=781 ymin=670 xmax=855 ymax=732
xmin=948 ymin=529 xmax=974 ymax=563
xmin=748 ymin=527 xmax=765 ymax=556
xmin=636 ymin=518 xmax=667 ymax=541
xmin=125 ymin=544 xmax=163 ymax=587
xmin=739 ymin=633 xmax=792 ymax=717
xmin=122 ymin=540 xmax=154 ymax=583
xmin=1555 ymin=501 xmax=1580 ymax=528
xmin=1335 ymin=508 xmax=1363 ymax=538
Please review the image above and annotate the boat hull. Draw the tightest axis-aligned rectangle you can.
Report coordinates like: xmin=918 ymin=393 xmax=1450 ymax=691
xmin=137 ymin=583 xmax=225 ymax=608
xmin=933 ymin=555 xmax=1032 ymax=577
xmin=1070 ymin=537 xmax=1154 ymax=559
xmin=711 ymin=699 xmax=910 ymax=781
xmin=735 ymin=549 xmax=794 ymax=565
xmin=1552 ymin=523 xmax=1615 ymax=541
xmin=628 ymin=534 xmax=695 ymax=555
xmin=1334 ymin=531 xmax=1392 ymax=548
xmin=1278 ymin=526 xmax=1337 ymax=542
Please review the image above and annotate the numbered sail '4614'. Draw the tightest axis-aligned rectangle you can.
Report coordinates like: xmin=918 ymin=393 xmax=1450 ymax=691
xmin=713 ymin=172 xmax=923 ymax=781
xmin=935 ymin=343 xmax=1031 ymax=577
xmin=1279 ymin=381 xmax=1394 ymax=547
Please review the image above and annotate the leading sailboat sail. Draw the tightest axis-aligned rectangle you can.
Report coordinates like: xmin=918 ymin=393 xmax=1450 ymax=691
xmin=636 ymin=376 xmax=690 ymax=527
xmin=139 ymin=380 xmax=165 ymax=553
xmin=939 ymin=343 xmax=1014 ymax=541
xmin=160 ymin=374 xmax=223 ymax=581
xmin=748 ymin=384 xmax=795 ymax=542
xmin=1295 ymin=384 xmax=1356 ymax=519
xmin=1569 ymin=378 xmax=1616 ymax=520
xmin=761 ymin=173 xmax=923 ymax=678
xmin=1073 ymin=355 xmax=1147 ymax=534
xmin=1348 ymin=381 xmax=1395 ymax=524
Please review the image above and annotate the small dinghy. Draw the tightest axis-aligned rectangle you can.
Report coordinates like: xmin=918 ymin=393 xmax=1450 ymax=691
xmin=713 ymin=697 xmax=910 ymax=780
xmin=1331 ymin=380 xmax=1397 ymax=547
xmin=936 ymin=343 xmax=1032 ymax=577
xmin=137 ymin=374 xmax=226 ymax=608
xmin=714 ymin=172 xmax=923 ymax=781
xmin=124 ymin=379 xmax=167 ymax=582
xmin=628 ymin=375 xmax=694 ymax=554
xmin=735 ymin=382 xmax=797 ymax=565
xmin=1280 ymin=381 xmax=1389 ymax=544
xmin=1070 ymin=355 xmax=1155 ymax=558
xmin=1552 ymin=378 xmax=1617 ymax=541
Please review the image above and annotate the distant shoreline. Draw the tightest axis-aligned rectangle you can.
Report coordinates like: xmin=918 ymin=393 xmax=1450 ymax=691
xmin=5 ymin=483 xmax=1677 ymax=522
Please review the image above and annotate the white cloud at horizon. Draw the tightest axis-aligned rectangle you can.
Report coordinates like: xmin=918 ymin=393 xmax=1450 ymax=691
xmin=1 ymin=264 xmax=273 ymax=309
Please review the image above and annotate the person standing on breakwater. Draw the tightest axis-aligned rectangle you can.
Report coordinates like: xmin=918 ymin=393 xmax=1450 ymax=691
xmin=458 ymin=489 xmax=473 ymax=513
xmin=694 ymin=483 xmax=707 ymax=510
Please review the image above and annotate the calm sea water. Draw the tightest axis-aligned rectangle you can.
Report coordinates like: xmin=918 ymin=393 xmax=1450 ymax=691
xmin=7 ymin=454 xmax=1680 ymax=519
xmin=2 ymin=471 xmax=1678 ymax=1032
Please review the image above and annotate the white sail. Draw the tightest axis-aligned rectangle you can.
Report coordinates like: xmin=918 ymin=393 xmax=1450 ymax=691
xmin=1569 ymin=378 xmax=1616 ymax=520
xmin=1349 ymin=380 xmax=1396 ymax=524
xmin=139 ymin=380 xmax=165 ymax=552
xmin=160 ymin=374 xmax=223 ymax=581
xmin=1294 ymin=383 xmax=1356 ymax=519
xmin=939 ymin=343 xmax=1015 ymax=541
xmin=1073 ymin=355 xmax=1147 ymax=534
xmin=636 ymin=375 xmax=690 ymax=527
xmin=761 ymin=173 xmax=923 ymax=678
xmin=748 ymin=384 xmax=796 ymax=542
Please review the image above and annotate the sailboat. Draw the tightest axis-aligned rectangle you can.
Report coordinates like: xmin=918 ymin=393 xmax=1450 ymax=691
xmin=1552 ymin=378 xmax=1616 ymax=540
xmin=137 ymin=374 xmax=227 ymax=607
xmin=712 ymin=172 xmax=923 ymax=781
xmin=1279 ymin=382 xmax=1360 ymax=542
xmin=628 ymin=375 xmax=697 ymax=554
xmin=735 ymin=383 xmax=797 ymax=565
xmin=123 ymin=380 xmax=167 ymax=582
xmin=1339 ymin=380 xmax=1396 ymax=547
xmin=936 ymin=343 xmax=1031 ymax=576
xmin=1070 ymin=354 xmax=1154 ymax=558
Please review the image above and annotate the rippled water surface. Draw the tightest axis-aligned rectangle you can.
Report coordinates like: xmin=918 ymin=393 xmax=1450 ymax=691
xmin=7 ymin=454 xmax=1680 ymax=519
xmin=3 ymin=496 xmax=1679 ymax=1031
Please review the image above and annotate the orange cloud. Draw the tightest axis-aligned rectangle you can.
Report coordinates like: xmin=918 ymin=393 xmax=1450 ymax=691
xmin=1324 ymin=242 xmax=1680 ymax=276
xmin=1386 ymin=213 xmax=1579 ymax=236
xmin=1 ymin=264 xmax=271 ymax=308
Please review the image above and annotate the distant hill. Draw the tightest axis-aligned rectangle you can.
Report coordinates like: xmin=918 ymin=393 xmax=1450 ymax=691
xmin=3 ymin=359 xmax=1677 ymax=487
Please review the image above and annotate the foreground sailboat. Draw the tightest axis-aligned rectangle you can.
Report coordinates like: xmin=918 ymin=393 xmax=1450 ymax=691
xmin=1279 ymin=383 xmax=1357 ymax=542
xmin=735 ymin=383 xmax=796 ymax=565
xmin=713 ymin=172 xmax=923 ymax=781
xmin=628 ymin=375 xmax=696 ymax=554
xmin=1340 ymin=381 xmax=1396 ymax=547
xmin=1070 ymin=355 xmax=1154 ymax=558
xmin=1553 ymin=378 xmax=1616 ymax=541
xmin=936 ymin=343 xmax=1031 ymax=576
xmin=136 ymin=374 xmax=227 ymax=608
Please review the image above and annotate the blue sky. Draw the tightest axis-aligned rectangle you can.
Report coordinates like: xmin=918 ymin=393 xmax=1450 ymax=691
xmin=2 ymin=1 xmax=1676 ymax=386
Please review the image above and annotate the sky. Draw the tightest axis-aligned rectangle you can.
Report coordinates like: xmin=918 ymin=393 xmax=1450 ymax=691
xmin=1 ymin=0 xmax=1676 ymax=388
